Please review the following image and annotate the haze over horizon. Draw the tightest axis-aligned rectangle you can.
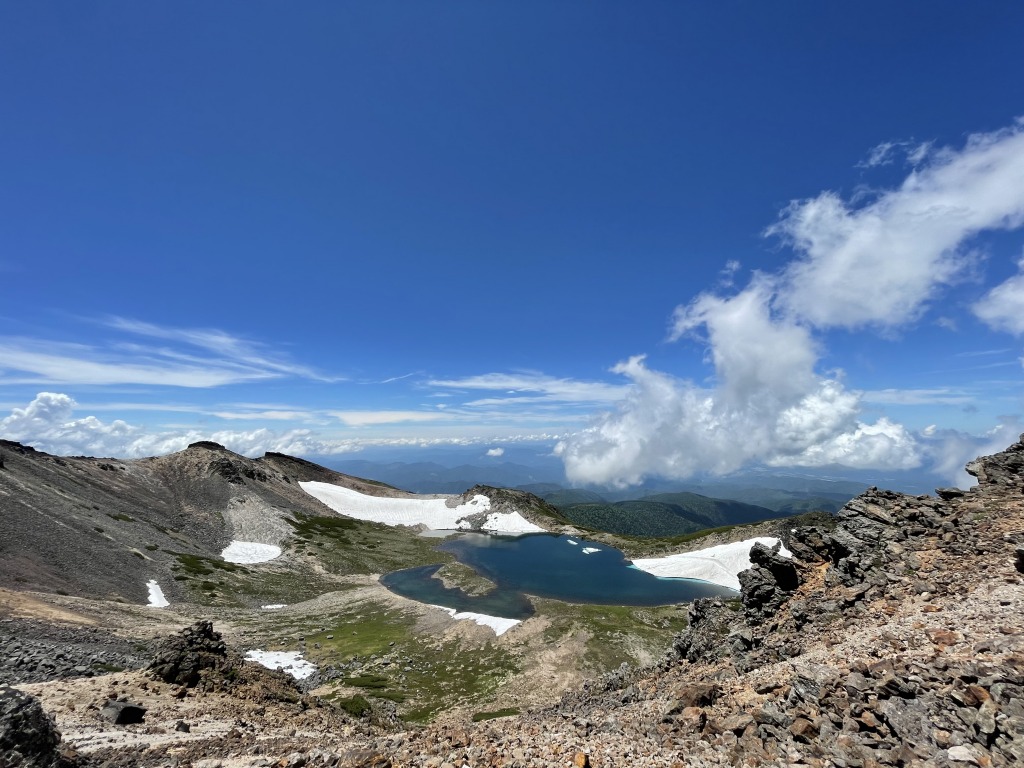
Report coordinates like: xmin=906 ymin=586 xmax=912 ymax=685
xmin=2 ymin=3 xmax=1024 ymax=488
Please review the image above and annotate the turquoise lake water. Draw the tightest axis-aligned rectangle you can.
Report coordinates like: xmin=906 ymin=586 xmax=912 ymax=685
xmin=379 ymin=532 xmax=736 ymax=619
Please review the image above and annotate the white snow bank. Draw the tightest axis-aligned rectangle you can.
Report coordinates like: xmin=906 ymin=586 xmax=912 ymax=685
xmin=261 ymin=604 xmax=286 ymax=610
xmin=146 ymin=580 xmax=169 ymax=608
xmin=299 ymin=481 xmax=546 ymax=534
xmin=431 ymin=605 xmax=521 ymax=636
xmin=244 ymin=650 xmax=316 ymax=680
xmin=221 ymin=541 xmax=282 ymax=564
xmin=630 ymin=537 xmax=792 ymax=591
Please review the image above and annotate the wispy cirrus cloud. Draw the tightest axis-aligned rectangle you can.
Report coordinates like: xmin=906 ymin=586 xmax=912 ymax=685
xmin=330 ymin=410 xmax=449 ymax=427
xmin=860 ymin=388 xmax=974 ymax=406
xmin=428 ymin=372 xmax=629 ymax=405
xmin=0 ymin=318 xmax=334 ymax=388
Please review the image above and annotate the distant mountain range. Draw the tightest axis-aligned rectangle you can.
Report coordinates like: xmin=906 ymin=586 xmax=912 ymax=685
xmin=329 ymin=457 xmax=870 ymax=523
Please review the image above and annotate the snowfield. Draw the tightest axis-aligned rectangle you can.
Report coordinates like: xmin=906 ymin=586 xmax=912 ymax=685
xmin=630 ymin=537 xmax=792 ymax=591
xmin=146 ymin=580 xmax=169 ymax=608
xmin=244 ymin=650 xmax=316 ymax=680
xmin=221 ymin=541 xmax=283 ymax=564
xmin=431 ymin=605 xmax=521 ymax=636
xmin=298 ymin=481 xmax=546 ymax=534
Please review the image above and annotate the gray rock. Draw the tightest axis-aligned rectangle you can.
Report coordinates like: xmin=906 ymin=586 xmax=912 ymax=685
xmin=99 ymin=700 xmax=146 ymax=725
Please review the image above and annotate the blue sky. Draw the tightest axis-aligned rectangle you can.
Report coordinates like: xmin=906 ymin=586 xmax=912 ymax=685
xmin=2 ymin=2 xmax=1024 ymax=486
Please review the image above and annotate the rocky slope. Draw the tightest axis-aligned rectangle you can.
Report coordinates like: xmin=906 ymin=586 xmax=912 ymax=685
xmin=5 ymin=437 xmax=1024 ymax=766
xmin=0 ymin=440 xmax=547 ymax=605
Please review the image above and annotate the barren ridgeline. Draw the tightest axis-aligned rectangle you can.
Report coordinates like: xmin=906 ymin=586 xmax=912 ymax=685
xmin=1 ymin=436 xmax=1022 ymax=766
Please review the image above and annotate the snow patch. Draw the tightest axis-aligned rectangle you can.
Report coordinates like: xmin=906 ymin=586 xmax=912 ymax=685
xmin=261 ymin=604 xmax=286 ymax=610
xmin=146 ymin=580 xmax=169 ymax=608
xmin=244 ymin=650 xmax=316 ymax=680
xmin=221 ymin=541 xmax=282 ymax=564
xmin=299 ymin=482 xmax=546 ymax=534
xmin=630 ymin=537 xmax=792 ymax=591
xmin=431 ymin=605 xmax=521 ymax=636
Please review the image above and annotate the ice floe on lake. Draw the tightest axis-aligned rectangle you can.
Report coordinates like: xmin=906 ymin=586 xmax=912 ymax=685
xmin=146 ymin=580 xmax=169 ymax=608
xmin=431 ymin=605 xmax=521 ymax=636
xmin=299 ymin=481 xmax=546 ymax=534
xmin=244 ymin=649 xmax=316 ymax=680
xmin=630 ymin=537 xmax=792 ymax=591
xmin=221 ymin=541 xmax=282 ymax=564
xmin=581 ymin=547 xmax=600 ymax=554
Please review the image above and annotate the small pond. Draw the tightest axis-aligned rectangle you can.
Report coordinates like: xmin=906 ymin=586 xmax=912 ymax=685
xmin=380 ymin=532 xmax=736 ymax=618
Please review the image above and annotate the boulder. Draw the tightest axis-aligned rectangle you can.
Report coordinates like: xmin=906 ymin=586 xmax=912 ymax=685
xmin=99 ymin=700 xmax=146 ymax=725
xmin=0 ymin=686 xmax=82 ymax=768
xmin=738 ymin=541 xmax=799 ymax=623
xmin=147 ymin=620 xmax=229 ymax=688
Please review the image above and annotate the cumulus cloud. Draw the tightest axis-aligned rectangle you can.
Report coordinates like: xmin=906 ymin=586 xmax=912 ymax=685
xmin=773 ymin=121 xmax=1024 ymax=329
xmin=0 ymin=392 xmax=351 ymax=459
xmin=923 ymin=420 xmax=1024 ymax=488
xmin=974 ymin=257 xmax=1024 ymax=335
xmin=558 ymin=121 xmax=1024 ymax=486
xmin=486 ymin=447 xmax=505 ymax=457
xmin=0 ymin=393 xmax=561 ymax=459
xmin=556 ymin=358 xmax=919 ymax=488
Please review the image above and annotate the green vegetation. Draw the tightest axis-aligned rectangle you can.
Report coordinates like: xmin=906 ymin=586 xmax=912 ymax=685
xmin=555 ymin=493 xmax=778 ymax=538
xmin=472 ymin=707 xmax=520 ymax=721
xmin=533 ymin=599 xmax=690 ymax=672
xmin=249 ymin=600 xmax=519 ymax=723
xmin=433 ymin=561 xmax=497 ymax=595
xmin=106 ymin=512 xmax=135 ymax=522
xmin=169 ymin=550 xmax=246 ymax=577
xmin=336 ymin=694 xmax=372 ymax=717
xmin=285 ymin=511 xmax=451 ymax=576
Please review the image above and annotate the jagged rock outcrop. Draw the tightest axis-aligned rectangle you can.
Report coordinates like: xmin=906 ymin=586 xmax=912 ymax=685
xmin=672 ymin=598 xmax=735 ymax=664
xmin=0 ymin=686 xmax=84 ymax=768
xmin=9 ymin=438 xmax=1024 ymax=767
xmin=147 ymin=621 xmax=231 ymax=689
xmin=738 ymin=541 xmax=799 ymax=624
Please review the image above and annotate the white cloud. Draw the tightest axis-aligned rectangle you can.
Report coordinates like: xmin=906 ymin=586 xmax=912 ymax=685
xmin=486 ymin=447 xmax=504 ymax=457
xmin=0 ymin=319 xmax=331 ymax=388
xmin=773 ymin=120 xmax=1024 ymax=329
xmin=974 ymin=257 xmax=1024 ymax=335
xmin=330 ymin=410 xmax=448 ymax=427
xmin=670 ymin=277 xmax=819 ymax=406
xmin=861 ymin=388 xmax=973 ymax=406
xmin=856 ymin=139 xmax=934 ymax=169
xmin=428 ymin=373 xmax=628 ymax=405
xmin=556 ymin=357 xmax=919 ymax=488
xmin=0 ymin=393 xmax=562 ymax=459
xmin=0 ymin=392 xmax=352 ymax=459
xmin=923 ymin=420 xmax=1023 ymax=488
xmin=560 ymin=121 xmax=1024 ymax=486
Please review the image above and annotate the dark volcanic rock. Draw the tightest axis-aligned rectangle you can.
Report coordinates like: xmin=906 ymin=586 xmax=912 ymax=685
xmin=672 ymin=598 xmax=734 ymax=664
xmin=0 ymin=686 xmax=83 ymax=768
xmin=738 ymin=541 xmax=799 ymax=624
xmin=147 ymin=620 xmax=229 ymax=688
xmin=186 ymin=441 xmax=228 ymax=451
xmin=99 ymin=701 xmax=146 ymax=725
